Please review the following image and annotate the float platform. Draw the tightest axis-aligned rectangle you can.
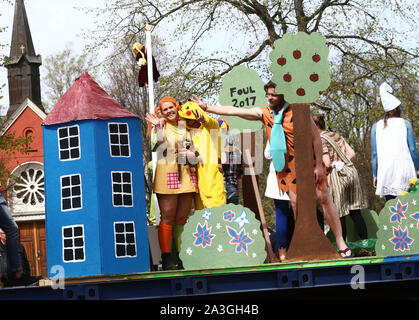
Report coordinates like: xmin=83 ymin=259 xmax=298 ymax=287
xmin=0 ymin=253 xmax=418 ymax=300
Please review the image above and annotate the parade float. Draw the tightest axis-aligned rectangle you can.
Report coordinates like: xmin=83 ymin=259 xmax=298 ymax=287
xmin=0 ymin=29 xmax=418 ymax=301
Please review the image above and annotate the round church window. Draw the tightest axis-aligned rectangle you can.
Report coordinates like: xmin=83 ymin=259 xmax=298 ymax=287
xmin=8 ymin=162 xmax=44 ymax=213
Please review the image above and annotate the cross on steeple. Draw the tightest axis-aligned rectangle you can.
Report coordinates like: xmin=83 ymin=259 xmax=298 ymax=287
xmin=20 ymin=44 xmax=25 ymax=54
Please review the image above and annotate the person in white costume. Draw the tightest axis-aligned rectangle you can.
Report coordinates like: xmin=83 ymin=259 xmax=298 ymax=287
xmin=371 ymin=82 xmax=419 ymax=201
xmin=264 ymin=141 xmax=291 ymax=261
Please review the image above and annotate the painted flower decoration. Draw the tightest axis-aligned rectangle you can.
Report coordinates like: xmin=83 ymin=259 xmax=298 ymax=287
xmin=410 ymin=212 xmax=419 ymax=229
xmin=193 ymin=221 xmax=215 ymax=248
xmin=389 ymin=199 xmax=408 ymax=224
xmin=223 ymin=210 xmax=235 ymax=222
xmin=233 ymin=209 xmax=250 ymax=228
xmin=202 ymin=210 xmax=212 ymax=221
xmin=389 ymin=226 xmax=414 ymax=251
xmin=226 ymin=226 xmax=254 ymax=255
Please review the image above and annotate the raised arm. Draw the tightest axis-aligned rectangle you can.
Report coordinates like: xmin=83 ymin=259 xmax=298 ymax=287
xmin=190 ymin=95 xmax=263 ymax=121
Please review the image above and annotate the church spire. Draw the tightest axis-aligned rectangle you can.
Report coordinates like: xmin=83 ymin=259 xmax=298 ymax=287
xmin=5 ymin=0 xmax=43 ymax=118
xmin=9 ymin=0 xmax=36 ymax=58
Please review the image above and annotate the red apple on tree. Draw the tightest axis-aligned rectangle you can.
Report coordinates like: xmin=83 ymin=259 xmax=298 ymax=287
xmin=277 ymin=57 xmax=287 ymax=66
xmin=293 ymin=50 xmax=302 ymax=59
xmin=312 ymin=53 xmax=321 ymax=62
xmin=283 ymin=73 xmax=292 ymax=82
xmin=309 ymin=73 xmax=319 ymax=82
xmin=296 ymin=88 xmax=306 ymax=96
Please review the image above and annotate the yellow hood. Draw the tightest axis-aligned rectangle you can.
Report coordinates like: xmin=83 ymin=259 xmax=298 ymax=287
xmin=178 ymin=101 xmax=212 ymax=128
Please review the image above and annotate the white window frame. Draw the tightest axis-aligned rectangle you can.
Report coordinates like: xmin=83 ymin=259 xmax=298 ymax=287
xmin=57 ymin=125 xmax=81 ymax=161
xmin=114 ymin=221 xmax=137 ymax=258
xmin=111 ymin=171 xmax=134 ymax=207
xmin=60 ymin=174 xmax=83 ymax=212
xmin=108 ymin=122 xmax=131 ymax=158
xmin=62 ymin=224 xmax=86 ymax=263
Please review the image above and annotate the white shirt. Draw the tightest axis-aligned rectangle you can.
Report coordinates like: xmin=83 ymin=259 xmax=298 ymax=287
xmin=264 ymin=142 xmax=290 ymax=200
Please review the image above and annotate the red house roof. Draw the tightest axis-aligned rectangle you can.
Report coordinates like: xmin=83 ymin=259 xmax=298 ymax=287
xmin=43 ymin=71 xmax=140 ymax=125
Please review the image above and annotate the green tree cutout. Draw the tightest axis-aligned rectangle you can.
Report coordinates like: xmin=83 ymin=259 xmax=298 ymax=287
xmin=375 ymin=190 xmax=419 ymax=257
xmin=269 ymin=32 xmax=331 ymax=103
xmin=180 ymin=203 xmax=267 ymax=270
xmin=218 ymin=65 xmax=264 ymax=132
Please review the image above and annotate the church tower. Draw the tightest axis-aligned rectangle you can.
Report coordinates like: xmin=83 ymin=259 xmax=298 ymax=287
xmin=4 ymin=0 xmax=44 ymax=118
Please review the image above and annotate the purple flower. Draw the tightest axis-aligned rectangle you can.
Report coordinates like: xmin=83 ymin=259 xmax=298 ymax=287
xmin=223 ymin=210 xmax=235 ymax=222
xmin=390 ymin=226 xmax=414 ymax=251
xmin=226 ymin=226 xmax=254 ymax=255
xmin=193 ymin=221 xmax=215 ymax=248
xmin=389 ymin=199 xmax=408 ymax=224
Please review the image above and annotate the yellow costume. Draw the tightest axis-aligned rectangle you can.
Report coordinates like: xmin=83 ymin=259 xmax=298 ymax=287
xmin=153 ymin=123 xmax=198 ymax=194
xmin=178 ymin=102 xmax=226 ymax=209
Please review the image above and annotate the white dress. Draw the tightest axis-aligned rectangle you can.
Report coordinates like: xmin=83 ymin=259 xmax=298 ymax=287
xmin=264 ymin=142 xmax=290 ymax=201
xmin=375 ymin=118 xmax=417 ymax=196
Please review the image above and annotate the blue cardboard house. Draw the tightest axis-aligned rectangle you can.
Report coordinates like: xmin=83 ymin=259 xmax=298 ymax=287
xmin=42 ymin=71 xmax=150 ymax=278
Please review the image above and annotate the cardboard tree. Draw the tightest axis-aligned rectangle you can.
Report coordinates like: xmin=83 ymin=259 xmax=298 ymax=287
xmin=218 ymin=65 xmax=271 ymax=258
xmin=269 ymin=32 xmax=330 ymax=104
xmin=269 ymin=32 xmax=340 ymax=261
xmin=180 ymin=204 xmax=267 ymax=269
xmin=375 ymin=180 xmax=419 ymax=256
xmin=218 ymin=65 xmax=264 ymax=132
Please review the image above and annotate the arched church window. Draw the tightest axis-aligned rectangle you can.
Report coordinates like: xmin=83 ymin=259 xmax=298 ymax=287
xmin=24 ymin=128 xmax=36 ymax=152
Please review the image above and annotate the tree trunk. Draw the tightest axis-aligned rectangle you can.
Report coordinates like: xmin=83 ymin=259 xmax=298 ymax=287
xmin=294 ymin=0 xmax=308 ymax=32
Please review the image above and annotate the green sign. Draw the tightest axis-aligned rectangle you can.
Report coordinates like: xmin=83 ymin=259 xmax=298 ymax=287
xmin=179 ymin=203 xmax=267 ymax=269
xmin=219 ymin=65 xmax=264 ymax=132
xmin=269 ymin=32 xmax=331 ymax=103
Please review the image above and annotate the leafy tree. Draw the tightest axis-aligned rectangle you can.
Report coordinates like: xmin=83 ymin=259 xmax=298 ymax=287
xmin=42 ymin=44 xmax=97 ymax=112
xmin=83 ymin=0 xmax=419 ymax=215
xmin=84 ymin=1 xmax=418 ymax=92
xmin=317 ymin=54 xmax=419 ymax=211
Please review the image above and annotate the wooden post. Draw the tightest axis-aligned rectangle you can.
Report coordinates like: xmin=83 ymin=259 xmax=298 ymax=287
xmin=244 ymin=149 xmax=275 ymax=263
xmin=285 ymin=104 xmax=339 ymax=261
xmin=241 ymin=131 xmax=259 ymax=217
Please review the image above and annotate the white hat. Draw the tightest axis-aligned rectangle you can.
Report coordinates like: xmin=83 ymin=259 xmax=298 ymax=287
xmin=380 ymin=82 xmax=401 ymax=112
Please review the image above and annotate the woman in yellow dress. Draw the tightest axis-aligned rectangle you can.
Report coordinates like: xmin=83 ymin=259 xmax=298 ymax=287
xmin=145 ymin=97 xmax=199 ymax=270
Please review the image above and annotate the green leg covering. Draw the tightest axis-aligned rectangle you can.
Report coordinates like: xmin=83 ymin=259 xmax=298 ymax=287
xmin=173 ymin=224 xmax=184 ymax=252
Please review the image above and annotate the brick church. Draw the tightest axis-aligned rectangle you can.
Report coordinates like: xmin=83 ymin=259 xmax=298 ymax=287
xmin=2 ymin=0 xmax=47 ymax=278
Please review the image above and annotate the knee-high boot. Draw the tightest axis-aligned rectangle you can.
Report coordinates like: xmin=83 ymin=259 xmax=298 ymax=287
xmin=158 ymin=223 xmax=176 ymax=270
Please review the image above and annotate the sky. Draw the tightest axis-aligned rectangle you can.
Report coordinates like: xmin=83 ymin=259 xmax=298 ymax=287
xmin=0 ymin=0 xmax=104 ymax=113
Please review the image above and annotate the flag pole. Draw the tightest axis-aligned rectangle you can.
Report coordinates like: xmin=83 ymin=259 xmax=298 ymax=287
xmin=145 ymin=24 xmax=160 ymax=225
xmin=145 ymin=24 xmax=155 ymax=115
